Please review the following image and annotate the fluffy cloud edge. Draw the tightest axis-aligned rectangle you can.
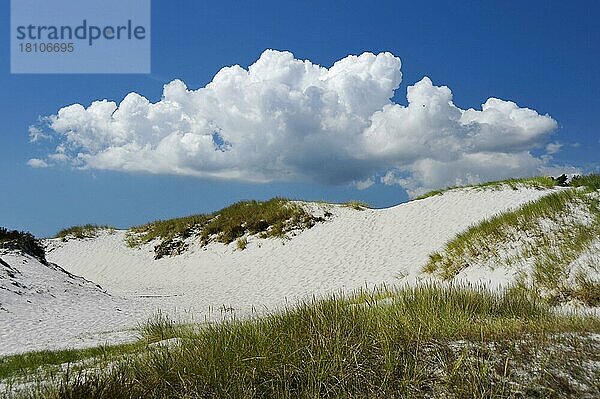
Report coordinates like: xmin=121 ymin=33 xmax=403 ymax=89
xmin=27 ymin=158 xmax=49 ymax=168
xmin=30 ymin=49 xmax=569 ymax=196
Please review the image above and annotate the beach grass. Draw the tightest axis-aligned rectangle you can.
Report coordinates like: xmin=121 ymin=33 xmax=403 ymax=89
xmin=570 ymin=173 xmax=600 ymax=192
xmin=55 ymin=224 xmax=115 ymax=241
xmin=414 ymin=176 xmax=559 ymax=200
xmin=10 ymin=174 xmax=600 ymax=397
xmin=125 ymin=198 xmax=318 ymax=258
xmin=198 ymin=198 xmax=316 ymax=245
xmin=424 ymin=187 xmax=600 ymax=304
xmin=0 ymin=342 xmax=144 ymax=382
xmin=342 ymin=200 xmax=370 ymax=211
xmin=7 ymin=284 xmax=600 ymax=398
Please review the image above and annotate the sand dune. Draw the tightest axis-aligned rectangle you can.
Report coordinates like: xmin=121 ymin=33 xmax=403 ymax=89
xmin=0 ymin=186 xmax=559 ymax=355
xmin=0 ymin=186 xmax=551 ymax=355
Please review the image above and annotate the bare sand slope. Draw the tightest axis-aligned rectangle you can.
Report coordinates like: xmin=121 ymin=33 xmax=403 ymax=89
xmin=0 ymin=253 xmax=140 ymax=355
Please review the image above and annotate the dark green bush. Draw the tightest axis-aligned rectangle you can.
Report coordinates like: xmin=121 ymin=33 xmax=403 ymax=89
xmin=553 ymin=173 xmax=568 ymax=186
xmin=0 ymin=227 xmax=46 ymax=261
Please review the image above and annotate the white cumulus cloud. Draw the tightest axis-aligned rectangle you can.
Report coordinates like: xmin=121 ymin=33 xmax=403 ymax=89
xmin=28 ymin=126 xmax=51 ymax=143
xmin=31 ymin=49 xmax=563 ymax=196
xmin=27 ymin=158 xmax=49 ymax=168
xmin=545 ymin=142 xmax=563 ymax=154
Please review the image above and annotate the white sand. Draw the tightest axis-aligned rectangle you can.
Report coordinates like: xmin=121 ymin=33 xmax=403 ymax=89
xmin=1 ymin=186 xmax=554 ymax=355
xmin=0 ymin=253 xmax=140 ymax=355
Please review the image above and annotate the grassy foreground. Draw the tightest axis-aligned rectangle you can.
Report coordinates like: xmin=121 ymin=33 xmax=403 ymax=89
xmin=4 ymin=285 xmax=600 ymax=398
xmin=0 ymin=343 xmax=144 ymax=381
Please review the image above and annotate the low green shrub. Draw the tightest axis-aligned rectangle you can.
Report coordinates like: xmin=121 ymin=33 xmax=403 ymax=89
xmin=0 ymin=227 xmax=30 ymax=243
xmin=127 ymin=198 xmax=318 ymax=258
xmin=126 ymin=215 xmax=209 ymax=248
xmin=199 ymin=198 xmax=315 ymax=244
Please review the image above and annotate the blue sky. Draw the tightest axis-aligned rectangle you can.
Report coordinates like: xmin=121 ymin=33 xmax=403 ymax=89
xmin=1 ymin=1 xmax=599 ymax=237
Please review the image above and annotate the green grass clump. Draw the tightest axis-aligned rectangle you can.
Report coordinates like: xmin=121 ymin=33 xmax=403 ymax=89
xmin=570 ymin=273 xmax=600 ymax=306
xmin=126 ymin=214 xmax=209 ymax=248
xmin=1 ymin=314 xmax=194 ymax=385
xmin=570 ymin=173 xmax=600 ymax=192
xmin=17 ymin=285 xmax=600 ymax=398
xmin=139 ymin=311 xmax=194 ymax=344
xmin=126 ymin=198 xmax=318 ymax=257
xmin=55 ymin=224 xmax=114 ymax=241
xmin=342 ymin=200 xmax=370 ymax=211
xmin=199 ymin=198 xmax=315 ymax=244
xmin=415 ymin=176 xmax=558 ymax=200
xmin=236 ymin=237 xmax=248 ymax=251
xmin=414 ymin=187 xmax=450 ymax=200
xmin=425 ymin=188 xmax=600 ymax=304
